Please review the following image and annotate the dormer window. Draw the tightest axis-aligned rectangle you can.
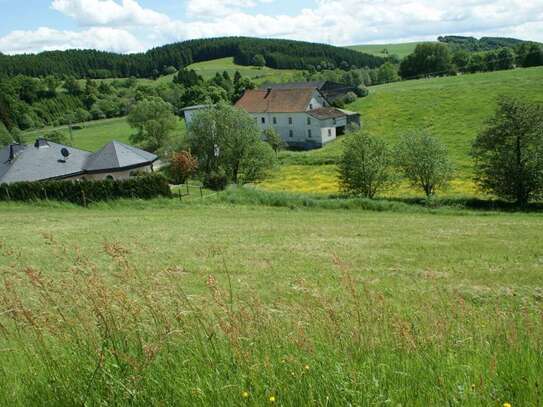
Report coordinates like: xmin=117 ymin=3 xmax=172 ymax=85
xmin=309 ymin=104 xmax=313 ymax=110
xmin=261 ymin=117 xmax=266 ymax=124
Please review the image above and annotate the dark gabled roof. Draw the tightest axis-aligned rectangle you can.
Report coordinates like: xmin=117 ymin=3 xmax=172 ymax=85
xmin=0 ymin=139 xmax=158 ymax=184
xmin=259 ymin=81 xmax=326 ymax=91
xmin=0 ymin=141 xmax=91 ymax=184
xmin=307 ymin=107 xmax=347 ymax=120
xmin=84 ymin=141 xmax=157 ymax=172
xmin=235 ymin=88 xmax=318 ymax=113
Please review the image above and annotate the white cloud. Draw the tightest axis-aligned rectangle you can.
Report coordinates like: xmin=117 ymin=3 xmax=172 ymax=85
xmin=0 ymin=26 xmax=144 ymax=54
xmin=186 ymin=0 xmax=273 ymax=18
xmin=51 ymin=0 xmax=170 ymax=26
xmin=1 ymin=0 xmax=542 ymax=54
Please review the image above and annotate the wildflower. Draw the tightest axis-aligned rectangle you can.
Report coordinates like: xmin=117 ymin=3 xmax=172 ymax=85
xmin=242 ymin=391 xmax=249 ymax=399
xmin=269 ymin=395 xmax=276 ymax=403
xmin=503 ymin=403 xmax=512 ymax=407
xmin=304 ymin=364 xmax=310 ymax=371
xmin=471 ymin=384 xmax=475 ymax=390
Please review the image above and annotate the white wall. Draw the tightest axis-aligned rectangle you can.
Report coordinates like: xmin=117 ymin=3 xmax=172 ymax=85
xmin=253 ymin=112 xmax=340 ymax=147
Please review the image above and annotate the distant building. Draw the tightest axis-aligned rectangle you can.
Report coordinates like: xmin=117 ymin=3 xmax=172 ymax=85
xmin=235 ymin=87 xmax=359 ymax=149
xmin=0 ymin=139 xmax=158 ymax=184
xmin=259 ymin=81 xmax=358 ymax=104
xmin=181 ymin=105 xmax=212 ymax=126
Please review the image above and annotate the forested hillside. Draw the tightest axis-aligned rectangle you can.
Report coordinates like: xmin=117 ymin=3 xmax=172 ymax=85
xmin=0 ymin=37 xmax=384 ymax=79
xmin=438 ymin=35 xmax=539 ymax=51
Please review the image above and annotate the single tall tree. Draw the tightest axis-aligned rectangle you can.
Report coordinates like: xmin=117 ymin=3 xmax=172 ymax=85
xmin=394 ymin=131 xmax=454 ymax=197
xmin=472 ymin=97 xmax=543 ymax=206
xmin=128 ymin=97 xmax=177 ymax=153
xmin=187 ymin=103 xmax=275 ymax=185
xmin=338 ymin=132 xmax=393 ymax=198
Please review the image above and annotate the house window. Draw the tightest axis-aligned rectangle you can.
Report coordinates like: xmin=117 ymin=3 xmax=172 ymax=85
xmin=308 ymin=129 xmax=312 ymax=138
xmin=288 ymin=117 xmax=293 ymax=125
xmin=273 ymin=117 xmax=277 ymax=125
xmin=333 ymin=118 xmax=337 ymax=125
xmin=289 ymin=130 xmax=294 ymax=138
xmin=328 ymin=129 xmax=332 ymax=137
xmin=261 ymin=117 xmax=266 ymax=124
xmin=307 ymin=117 xmax=311 ymax=125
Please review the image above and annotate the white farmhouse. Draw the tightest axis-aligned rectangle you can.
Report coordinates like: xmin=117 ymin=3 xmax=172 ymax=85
xmin=235 ymin=88 xmax=358 ymax=150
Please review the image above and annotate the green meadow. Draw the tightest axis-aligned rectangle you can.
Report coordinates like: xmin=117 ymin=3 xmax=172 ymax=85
xmin=347 ymin=42 xmax=428 ymax=58
xmin=264 ymin=67 xmax=543 ymax=197
xmin=0 ymin=198 xmax=541 ymax=406
xmin=23 ymin=116 xmax=187 ymax=152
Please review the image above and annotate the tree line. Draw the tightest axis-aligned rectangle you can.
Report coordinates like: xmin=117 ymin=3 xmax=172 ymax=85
xmin=399 ymin=42 xmax=543 ymax=79
xmin=338 ymin=97 xmax=543 ymax=206
xmin=0 ymin=37 xmax=384 ymax=79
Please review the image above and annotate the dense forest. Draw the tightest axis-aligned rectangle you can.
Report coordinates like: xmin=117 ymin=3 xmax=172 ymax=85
xmin=0 ymin=37 xmax=384 ymax=79
xmin=437 ymin=36 xmax=539 ymax=52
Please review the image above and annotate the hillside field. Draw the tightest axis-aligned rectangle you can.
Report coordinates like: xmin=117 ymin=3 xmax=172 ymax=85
xmin=347 ymin=42 xmax=427 ymax=58
xmin=262 ymin=67 xmax=543 ymax=197
xmin=23 ymin=117 xmax=186 ymax=152
xmin=0 ymin=199 xmax=541 ymax=405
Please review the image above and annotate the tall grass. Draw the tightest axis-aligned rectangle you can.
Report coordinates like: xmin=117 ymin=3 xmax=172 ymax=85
xmin=0 ymin=236 xmax=541 ymax=405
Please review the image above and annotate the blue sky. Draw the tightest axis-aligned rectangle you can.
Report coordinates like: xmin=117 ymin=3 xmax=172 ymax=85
xmin=0 ymin=0 xmax=542 ymax=54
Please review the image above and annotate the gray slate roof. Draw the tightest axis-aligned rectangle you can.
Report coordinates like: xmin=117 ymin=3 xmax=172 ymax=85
xmin=0 ymin=139 xmax=158 ymax=184
xmin=84 ymin=141 xmax=157 ymax=172
xmin=0 ymin=141 xmax=91 ymax=183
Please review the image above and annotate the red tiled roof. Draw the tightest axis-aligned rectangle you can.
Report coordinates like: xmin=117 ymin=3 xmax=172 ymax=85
xmin=235 ymin=88 xmax=316 ymax=113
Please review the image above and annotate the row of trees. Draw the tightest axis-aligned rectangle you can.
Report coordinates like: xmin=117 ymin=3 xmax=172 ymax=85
xmin=0 ymin=37 xmax=384 ymax=79
xmin=339 ymin=98 xmax=543 ymax=205
xmin=399 ymin=42 xmax=543 ymax=79
xmin=339 ymin=131 xmax=453 ymax=199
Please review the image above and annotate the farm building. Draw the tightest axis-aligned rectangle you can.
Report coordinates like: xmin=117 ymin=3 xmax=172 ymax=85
xmin=258 ymin=81 xmax=359 ymax=104
xmin=235 ymin=87 xmax=360 ymax=149
xmin=0 ymin=139 xmax=158 ymax=184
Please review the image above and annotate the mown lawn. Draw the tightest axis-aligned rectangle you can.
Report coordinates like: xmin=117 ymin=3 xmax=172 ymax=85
xmin=266 ymin=67 xmax=543 ymax=197
xmin=0 ymin=199 xmax=542 ymax=405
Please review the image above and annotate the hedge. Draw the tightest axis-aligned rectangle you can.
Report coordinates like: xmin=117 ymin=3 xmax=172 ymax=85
xmin=0 ymin=173 xmax=172 ymax=206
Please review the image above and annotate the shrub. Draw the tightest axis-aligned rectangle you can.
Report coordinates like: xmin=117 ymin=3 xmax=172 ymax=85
xmin=472 ymin=97 xmax=543 ymax=206
xmin=170 ymin=151 xmax=198 ymax=185
xmin=0 ymin=174 xmax=171 ymax=205
xmin=394 ymin=131 xmax=454 ymax=197
xmin=203 ymin=169 xmax=228 ymax=191
xmin=339 ymin=132 xmax=393 ymax=198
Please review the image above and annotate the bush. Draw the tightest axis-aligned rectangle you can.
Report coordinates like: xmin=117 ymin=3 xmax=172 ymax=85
xmin=394 ymin=131 xmax=454 ymax=197
xmin=339 ymin=132 xmax=393 ymax=198
xmin=203 ymin=169 xmax=228 ymax=191
xmin=472 ymin=97 xmax=543 ymax=206
xmin=170 ymin=151 xmax=198 ymax=185
xmin=0 ymin=174 xmax=172 ymax=205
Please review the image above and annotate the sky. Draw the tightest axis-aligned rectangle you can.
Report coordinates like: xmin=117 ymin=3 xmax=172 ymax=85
xmin=0 ymin=0 xmax=542 ymax=54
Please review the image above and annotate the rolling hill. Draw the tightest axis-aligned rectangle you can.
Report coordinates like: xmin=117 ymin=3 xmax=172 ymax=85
xmin=262 ymin=66 xmax=543 ymax=196
xmin=347 ymin=42 xmax=427 ymax=59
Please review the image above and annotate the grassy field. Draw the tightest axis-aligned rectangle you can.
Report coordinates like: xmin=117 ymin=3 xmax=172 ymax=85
xmin=0 ymin=198 xmax=541 ymax=405
xmin=263 ymin=67 xmax=543 ymax=197
xmin=23 ymin=116 xmax=186 ymax=152
xmin=187 ymin=57 xmax=300 ymax=85
xmin=347 ymin=42 xmax=427 ymax=58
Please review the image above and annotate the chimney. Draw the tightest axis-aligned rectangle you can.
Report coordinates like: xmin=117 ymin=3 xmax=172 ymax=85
xmin=8 ymin=144 xmax=14 ymax=162
xmin=265 ymin=88 xmax=272 ymax=98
